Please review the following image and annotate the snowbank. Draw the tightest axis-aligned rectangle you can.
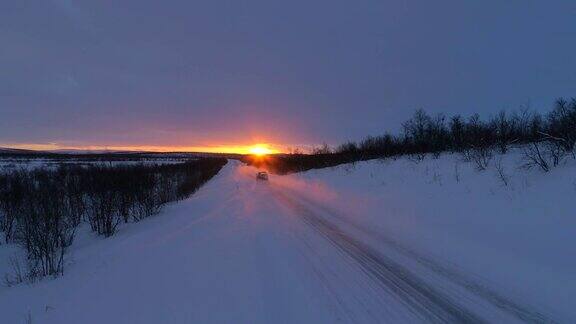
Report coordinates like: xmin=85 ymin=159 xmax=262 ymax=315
xmin=285 ymin=150 xmax=576 ymax=319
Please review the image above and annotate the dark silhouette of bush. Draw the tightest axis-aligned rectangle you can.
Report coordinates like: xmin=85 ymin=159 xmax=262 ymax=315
xmin=0 ymin=158 xmax=227 ymax=278
xmin=245 ymin=98 xmax=575 ymax=174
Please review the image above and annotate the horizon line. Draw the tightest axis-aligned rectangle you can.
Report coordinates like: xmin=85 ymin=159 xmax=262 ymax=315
xmin=0 ymin=143 xmax=307 ymax=155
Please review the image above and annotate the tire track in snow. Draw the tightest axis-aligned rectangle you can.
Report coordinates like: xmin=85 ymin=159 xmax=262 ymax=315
xmin=285 ymin=188 xmax=558 ymax=324
xmin=273 ymin=189 xmax=485 ymax=323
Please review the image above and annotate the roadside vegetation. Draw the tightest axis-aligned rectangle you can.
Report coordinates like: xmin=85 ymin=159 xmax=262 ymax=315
xmin=247 ymin=98 xmax=576 ymax=174
xmin=0 ymin=158 xmax=226 ymax=282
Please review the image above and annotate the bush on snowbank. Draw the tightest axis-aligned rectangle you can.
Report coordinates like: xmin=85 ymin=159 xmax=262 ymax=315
xmin=247 ymin=98 xmax=576 ymax=174
xmin=0 ymin=158 xmax=226 ymax=281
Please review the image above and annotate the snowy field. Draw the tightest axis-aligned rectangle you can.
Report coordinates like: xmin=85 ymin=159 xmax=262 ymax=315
xmin=0 ymin=151 xmax=574 ymax=323
xmin=0 ymin=157 xmax=192 ymax=173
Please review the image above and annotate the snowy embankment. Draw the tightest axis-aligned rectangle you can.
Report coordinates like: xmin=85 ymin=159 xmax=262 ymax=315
xmin=0 ymin=157 xmax=191 ymax=173
xmin=276 ymin=150 xmax=576 ymax=319
xmin=0 ymin=152 xmax=574 ymax=323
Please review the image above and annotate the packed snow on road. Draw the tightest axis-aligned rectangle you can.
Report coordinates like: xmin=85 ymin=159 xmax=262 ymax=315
xmin=1 ymin=152 xmax=575 ymax=323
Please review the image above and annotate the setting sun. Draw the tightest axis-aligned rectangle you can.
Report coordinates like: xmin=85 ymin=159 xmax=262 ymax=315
xmin=249 ymin=145 xmax=275 ymax=156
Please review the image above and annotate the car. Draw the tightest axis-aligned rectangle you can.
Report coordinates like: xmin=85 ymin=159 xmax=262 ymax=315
xmin=256 ymin=171 xmax=269 ymax=181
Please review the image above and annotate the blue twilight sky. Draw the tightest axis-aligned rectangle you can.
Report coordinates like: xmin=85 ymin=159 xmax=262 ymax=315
xmin=1 ymin=0 xmax=575 ymax=150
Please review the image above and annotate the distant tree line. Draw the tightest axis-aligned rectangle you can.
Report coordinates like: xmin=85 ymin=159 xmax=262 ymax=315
xmin=0 ymin=150 xmax=243 ymax=161
xmin=247 ymin=98 xmax=576 ymax=173
xmin=0 ymin=158 xmax=226 ymax=282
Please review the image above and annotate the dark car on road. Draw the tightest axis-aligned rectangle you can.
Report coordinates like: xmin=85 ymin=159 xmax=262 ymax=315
xmin=256 ymin=171 xmax=269 ymax=181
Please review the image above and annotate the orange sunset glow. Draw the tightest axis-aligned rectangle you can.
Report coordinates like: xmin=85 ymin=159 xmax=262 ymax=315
xmin=248 ymin=144 xmax=276 ymax=156
xmin=2 ymin=143 xmax=284 ymax=155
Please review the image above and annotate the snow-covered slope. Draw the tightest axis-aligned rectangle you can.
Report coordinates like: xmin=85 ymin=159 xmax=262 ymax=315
xmin=0 ymin=153 xmax=574 ymax=323
xmin=280 ymin=151 xmax=576 ymax=320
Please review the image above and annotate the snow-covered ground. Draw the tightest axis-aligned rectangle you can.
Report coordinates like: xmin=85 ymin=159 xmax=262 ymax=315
xmin=280 ymin=151 xmax=576 ymax=321
xmin=0 ymin=158 xmax=192 ymax=174
xmin=0 ymin=152 xmax=574 ymax=323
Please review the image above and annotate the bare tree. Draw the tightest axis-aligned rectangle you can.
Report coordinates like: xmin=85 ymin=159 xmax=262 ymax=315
xmin=522 ymin=142 xmax=550 ymax=172
xmin=468 ymin=145 xmax=492 ymax=171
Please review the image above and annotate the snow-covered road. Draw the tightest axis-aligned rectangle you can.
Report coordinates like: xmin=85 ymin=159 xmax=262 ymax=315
xmin=272 ymin=187 xmax=551 ymax=323
xmin=0 ymin=159 xmax=572 ymax=323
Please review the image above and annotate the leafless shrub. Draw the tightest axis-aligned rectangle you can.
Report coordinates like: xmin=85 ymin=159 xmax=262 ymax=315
xmin=3 ymin=254 xmax=42 ymax=286
xmin=0 ymin=158 xmax=227 ymax=280
xmin=3 ymin=255 xmax=25 ymax=287
xmin=469 ymin=146 xmax=492 ymax=171
xmin=87 ymin=190 xmax=120 ymax=237
xmin=546 ymin=141 xmax=564 ymax=167
xmin=246 ymin=98 xmax=575 ymax=174
xmin=17 ymin=174 xmax=75 ymax=277
xmin=0 ymin=172 xmax=26 ymax=243
xmin=546 ymin=98 xmax=576 ymax=158
xmin=407 ymin=153 xmax=426 ymax=163
xmin=460 ymin=149 xmax=472 ymax=163
xmin=494 ymin=158 xmax=510 ymax=186
xmin=453 ymin=163 xmax=461 ymax=182
xmin=311 ymin=143 xmax=332 ymax=155
xmin=522 ymin=142 xmax=550 ymax=172
xmin=537 ymin=131 xmax=568 ymax=166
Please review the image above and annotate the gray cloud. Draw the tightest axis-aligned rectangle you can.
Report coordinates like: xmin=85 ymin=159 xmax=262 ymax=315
xmin=1 ymin=0 xmax=575 ymax=148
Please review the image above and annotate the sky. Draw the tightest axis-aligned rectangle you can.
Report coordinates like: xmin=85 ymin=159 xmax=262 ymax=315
xmin=1 ymin=1 xmax=575 ymax=152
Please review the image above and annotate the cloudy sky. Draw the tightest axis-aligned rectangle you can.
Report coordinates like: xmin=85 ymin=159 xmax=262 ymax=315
xmin=1 ymin=0 xmax=575 ymax=151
